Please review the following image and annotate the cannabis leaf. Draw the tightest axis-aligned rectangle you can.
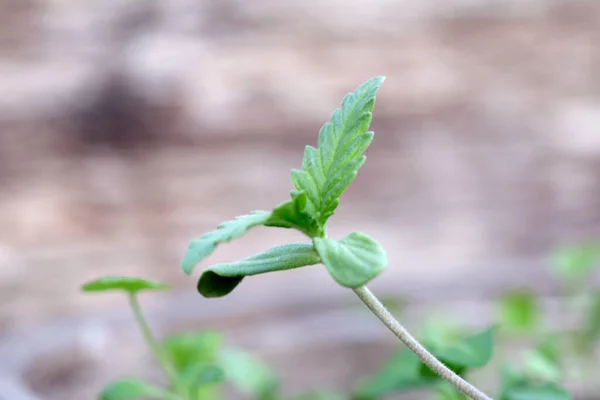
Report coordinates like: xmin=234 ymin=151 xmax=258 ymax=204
xmin=197 ymin=243 xmax=320 ymax=297
xmin=182 ymin=211 xmax=272 ymax=274
xmin=313 ymin=232 xmax=387 ymax=288
xmin=291 ymin=76 xmax=385 ymax=228
xmin=266 ymin=191 xmax=322 ymax=238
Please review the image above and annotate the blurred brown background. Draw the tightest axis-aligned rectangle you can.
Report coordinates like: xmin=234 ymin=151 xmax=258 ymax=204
xmin=0 ymin=0 xmax=599 ymax=399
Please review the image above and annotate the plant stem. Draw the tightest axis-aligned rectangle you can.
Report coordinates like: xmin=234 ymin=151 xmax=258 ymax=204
xmin=353 ymin=286 xmax=493 ymax=400
xmin=128 ymin=293 xmax=186 ymax=399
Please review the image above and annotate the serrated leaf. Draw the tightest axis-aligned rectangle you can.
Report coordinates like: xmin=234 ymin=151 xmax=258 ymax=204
xmin=314 ymin=232 xmax=387 ymax=288
xmin=434 ymin=326 xmax=496 ymax=369
xmin=197 ymin=243 xmax=320 ymax=297
xmin=265 ymin=191 xmax=322 ymax=238
xmin=498 ymin=289 xmax=539 ymax=334
xmin=100 ymin=378 xmax=173 ymax=400
xmin=182 ymin=211 xmax=272 ymax=274
xmin=81 ymin=276 xmax=170 ymax=294
xmin=219 ymin=347 xmax=279 ymax=399
xmin=291 ymin=76 xmax=385 ymax=226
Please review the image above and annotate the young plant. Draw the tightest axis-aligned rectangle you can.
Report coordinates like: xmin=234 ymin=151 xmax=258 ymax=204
xmin=181 ymin=77 xmax=492 ymax=400
xmin=81 ymin=276 xmax=280 ymax=400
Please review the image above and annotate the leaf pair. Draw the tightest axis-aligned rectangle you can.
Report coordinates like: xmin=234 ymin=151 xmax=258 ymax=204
xmin=353 ymin=327 xmax=496 ymax=399
xmin=189 ymin=231 xmax=387 ymax=297
xmin=181 ymin=77 xmax=388 ymax=297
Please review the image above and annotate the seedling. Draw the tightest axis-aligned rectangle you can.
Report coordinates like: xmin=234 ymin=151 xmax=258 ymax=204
xmin=180 ymin=77 xmax=492 ymax=399
xmin=81 ymin=276 xmax=280 ymax=400
xmin=81 ymin=77 xmax=581 ymax=400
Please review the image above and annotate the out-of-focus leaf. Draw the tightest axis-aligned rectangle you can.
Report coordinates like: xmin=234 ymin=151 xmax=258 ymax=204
xmin=219 ymin=347 xmax=279 ymax=400
xmin=434 ymin=326 xmax=496 ymax=369
xmin=498 ymin=289 xmax=539 ymax=334
xmin=550 ymin=243 xmax=599 ymax=283
xmin=81 ymin=276 xmax=170 ymax=295
xmin=504 ymin=384 xmax=571 ymax=400
xmin=574 ymin=289 xmax=600 ymax=355
xmin=99 ymin=378 xmax=174 ymax=400
xmin=163 ymin=331 xmax=222 ymax=372
xmin=524 ymin=335 xmax=562 ymax=382
xmin=435 ymin=383 xmax=469 ymax=400
xmin=291 ymin=389 xmax=346 ymax=400
xmin=497 ymin=365 xmax=571 ymax=400
xmin=352 ymin=349 xmax=436 ymax=399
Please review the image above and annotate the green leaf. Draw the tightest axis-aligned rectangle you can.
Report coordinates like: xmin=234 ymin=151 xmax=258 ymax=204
xmin=498 ymin=289 xmax=539 ymax=334
xmin=574 ymin=289 xmax=600 ymax=354
xmin=182 ymin=211 xmax=272 ymax=274
xmin=353 ymin=349 xmax=436 ymax=399
xmin=550 ymin=242 xmax=599 ymax=283
xmin=497 ymin=365 xmax=572 ymax=400
xmin=266 ymin=191 xmax=322 ymax=238
xmin=81 ymin=276 xmax=170 ymax=294
xmin=195 ymin=365 xmax=226 ymax=385
xmin=100 ymin=378 xmax=173 ymax=400
xmin=314 ymin=232 xmax=387 ymax=288
xmin=197 ymin=243 xmax=320 ymax=297
xmin=291 ymin=76 xmax=385 ymax=227
xmin=434 ymin=326 xmax=496 ymax=369
xmin=524 ymin=335 xmax=561 ymax=382
xmin=218 ymin=347 xmax=279 ymax=399
xmin=504 ymin=384 xmax=571 ymax=400
xmin=291 ymin=390 xmax=346 ymax=400
xmin=163 ymin=331 xmax=222 ymax=372
xmin=435 ymin=383 xmax=469 ymax=400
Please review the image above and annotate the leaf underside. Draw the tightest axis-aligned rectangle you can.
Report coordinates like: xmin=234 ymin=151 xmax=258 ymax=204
xmin=291 ymin=76 xmax=385 ymax=228
xmin=313 ymin=231 xmax=387 ymax=288
xmin=197 ymin=243 xmax=321 ymax=297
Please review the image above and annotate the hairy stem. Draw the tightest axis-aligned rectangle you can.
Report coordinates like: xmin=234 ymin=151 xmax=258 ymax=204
xmin=353 ymin=286 xmax=493 ymax=400
xmin=128 ymin=293 xmax=186 ymax=399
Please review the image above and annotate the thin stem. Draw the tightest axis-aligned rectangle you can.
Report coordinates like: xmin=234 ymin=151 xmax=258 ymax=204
xmin=353 ymin=286 xmax=493 ymax=400
xmin=128 ymin=293 xmax=186 ymax=399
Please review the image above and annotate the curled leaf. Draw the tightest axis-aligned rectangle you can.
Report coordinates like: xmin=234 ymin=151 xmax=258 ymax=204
xmin=182 ymin=211 xmax=272 ymax=274
xmin=197 ymin=243 xmax=320 ymax=297
xmin=314 ymin=232 xmax=387 ymax=288
xmin=81 ymin=276 xmax=170 ymax=295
